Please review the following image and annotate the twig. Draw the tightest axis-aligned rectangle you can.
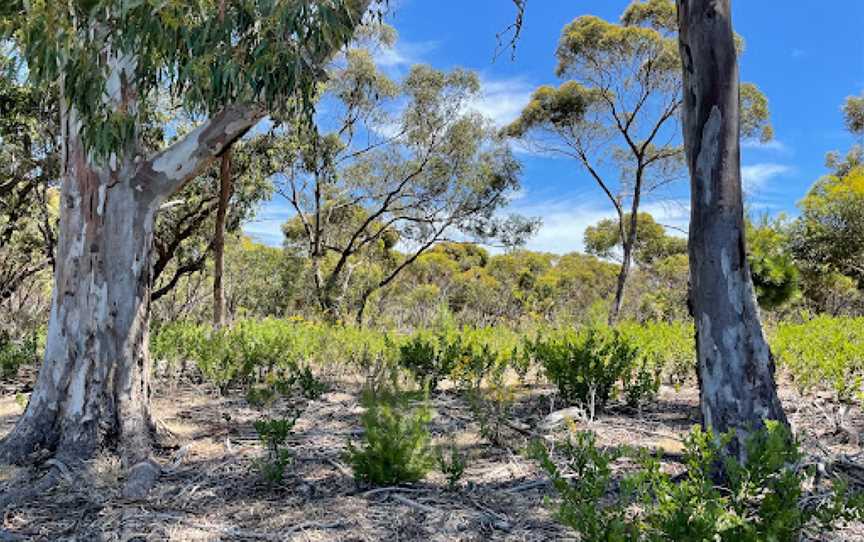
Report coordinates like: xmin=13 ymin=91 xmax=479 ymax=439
xmin=361 ymin=486 xmax=425 ymax=498
xmin=389 ymin=493 xmax=440 ymax=514
xmin=148 ymin=512 xmax=342 ymax=541
xmin=505 ymin=479 xmax=549 ymax=493
xmin=324 ymin=457 xmax=352 ymax=478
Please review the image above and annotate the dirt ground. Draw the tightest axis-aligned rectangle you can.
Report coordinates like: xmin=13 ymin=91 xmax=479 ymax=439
xmin=1 ymin=375 xmax=864 ymax=541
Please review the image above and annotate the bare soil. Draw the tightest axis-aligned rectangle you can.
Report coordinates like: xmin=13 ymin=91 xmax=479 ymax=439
xmin=1 ymin=375 xmax=864 ymax=541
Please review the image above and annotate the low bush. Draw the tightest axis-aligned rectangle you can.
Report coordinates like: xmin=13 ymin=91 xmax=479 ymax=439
xmin=436 ymin=442 xmax=467 ymax=490
xmin=345 ymin=386 xmax=435 ymax=486
xmin=253 ymin=413 xmax=299 ymax=486
xmin=531 ymin=422 xmax=863 ymax=541
xmin=0 ymin=331 xmax=38 ymax=379
xmin=772 ymin=315 xmax=864 ymax=408
xmin=398 ymin=332 xmax=459 ymax=391
xmin=152 ymin=318 xmax=389 ymax=393
xmin=618 ymin=320 xmax=694 ymax=387
xmin=525 ymin=326 xmax=650 ymax=416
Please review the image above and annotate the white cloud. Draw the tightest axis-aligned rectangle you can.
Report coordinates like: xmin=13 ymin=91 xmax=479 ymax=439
xmin=372 ymin=40 xmax=439 ymax=70
xmin=468 ymin=76 xmax=534 ymax=127
xmin=742 ymin=138 xmax=789 ymax=153
xmin=741 ymin=163 xmax=791 ymax=192
xmin=496 ymin=196 xmax=692 ymax=255
xmin=510 ymin=199 xmax=613 ymax=254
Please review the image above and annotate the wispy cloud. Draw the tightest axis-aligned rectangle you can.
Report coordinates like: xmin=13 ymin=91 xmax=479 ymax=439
xmin=742 ymin=138 xmax=789 ymax=153
xmin=741 ymin=163 xmax=792 ymax=192
xmin=467 ymin=76 xmax=534 ymax=128
xmin=372 ymin=40 xmax=439 ymax=70
xmin=501 ymin=196 xmax=690 ymax=254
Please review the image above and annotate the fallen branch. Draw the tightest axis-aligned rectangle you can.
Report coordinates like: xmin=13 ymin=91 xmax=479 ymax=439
xmin=362 ymin=486 xmax=426 ymax=498
xmin=390 ymin=493 xmax=440 ymax=514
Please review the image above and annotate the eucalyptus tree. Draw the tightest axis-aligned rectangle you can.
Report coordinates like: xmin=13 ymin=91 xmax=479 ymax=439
xmin=505 ymin=0 xmax=771 ymax=323
xmin=844 ymin=93 xmax=864 ymax=136
xmin=277 ymin=49 xmax=534 ymax=324
xmin=0 ymin=0 xmax=375 ymax=493
xmin=677 ymin=0 xmax=787 ymax=462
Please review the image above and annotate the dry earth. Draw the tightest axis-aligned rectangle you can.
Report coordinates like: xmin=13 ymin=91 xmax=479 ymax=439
xmin=1 ymin=373 xmax=864 ymax=541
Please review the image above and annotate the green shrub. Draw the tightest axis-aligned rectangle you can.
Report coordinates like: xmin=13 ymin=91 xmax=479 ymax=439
xmin=345 ymin=387 xmax=435 ymax=486
xmin=531 ymin=422 xmax=863 ymax=542
xmin=153 ymin=318 xmax=400 ymax=392
xmin=772 ymin=315 xmax=864 ymax=408
xmin=398 ymin=332 xmax=458 ymax=391
xmin=619 ymin=320 xmax=694 ymax=387
xmin=526 ymin=326 xmax=644 ymax=415
xmin=621 ymin=355 xmax=661 ymax=409
xmin=436 ymin=442 xmax=467 ymax=490
xmin=0 ymin=332 xmax=38 ymax=379
xmin=253 ymin=413 xmax=298 ymax=486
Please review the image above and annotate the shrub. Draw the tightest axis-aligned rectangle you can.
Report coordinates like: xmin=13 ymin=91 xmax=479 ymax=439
xmin=772 ymin=316 xmax=864 ymax=411
xmin=436 ymin=442 xmax=467 ymax=490
xmin=253 ymin=413 xmax=298 ymax=486
xmin=345 ymin=387 xmax=435 ymax=486
xmin=398 ymin=332 xmax=458 ymax=391
xmin=531 ymin=422 xmax=864 ymax=542
xmin=0 ymin=332 xmax=38 ymax=379
xmin=619 ymin=320 xmax=694 ymax=387
xmin=526 ymin=326 xmax=644 ymax=416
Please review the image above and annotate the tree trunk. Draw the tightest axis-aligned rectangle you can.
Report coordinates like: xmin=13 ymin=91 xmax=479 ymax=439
xmin=0 ymin=108 xmax=158 ymax=468
xmin=0 ymin=63 xmax=263 ymax=478
xmin=610 ymin=234 xmax=634 ymax=325
xmin=213 ymin=149 xmax=233 ymax=328
xmin=677 ymin=0 xmax=787 ymax=461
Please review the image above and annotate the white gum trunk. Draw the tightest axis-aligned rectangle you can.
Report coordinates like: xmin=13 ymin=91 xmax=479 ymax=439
xmin=677 ymin=0 xmax=787 ymax=462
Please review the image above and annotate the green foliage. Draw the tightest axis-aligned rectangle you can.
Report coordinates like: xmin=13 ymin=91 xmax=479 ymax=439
xmin=792 ymin=166 xmax=864 ymax=286
xmin=398 ymin=332 xmax=459 ymax=392
xmin=844 ymin=93 xmax=864 ymax=135
xmin=618 ymin=320 xmax=694 ymax=387
xmin=772 ymin=315 xmax=864 ymax=406
xmin=152 ymin=318 xmax=390 ymax=393
xmin=253 ymin=413 xmax=299 ymax=487
xmin=584 ymin=213 xmax=687 ymax=266
xmin=530 ymin=431 xmax=635 ymax=540
xmin=293 ymin=365 xmax=328 ymax=400
xmin=0 ymin=331 xmax=37 ymax=379
xmin=436 ymin=443 xmax=467 ymax=491
xmin=345 ymin=386 xmax=435 ymax=486
xmin=526 ymin=326 xmax=647 ymax=413
xmin=3 ymin=0 xmax=372 ymax=159
xmin=532 ymin=422 xmax=863 ymax=541
xmin=746 ymin=215 xmax=799 ymax=309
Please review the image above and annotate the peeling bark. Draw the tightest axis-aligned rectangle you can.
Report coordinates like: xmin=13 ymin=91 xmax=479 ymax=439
xmin=677 ymin=0 xmax=787 ymax=462
xmin=0 ymin=63 xmax=262 ymax=471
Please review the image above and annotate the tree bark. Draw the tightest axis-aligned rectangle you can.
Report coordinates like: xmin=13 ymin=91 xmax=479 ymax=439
xmin=0 ymin=103 xmax=159 ymax=467
xmin=677 ymin=0 xmax=787 ymax=461
xmin=0 ymin=69 xmax=263 ymax=472
xmin=213 ymin=148 xmax=233 ymax=328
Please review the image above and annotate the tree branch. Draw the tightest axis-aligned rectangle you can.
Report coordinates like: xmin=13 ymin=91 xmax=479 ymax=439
xmin=135 ymin=105 xmax=265 ymax=199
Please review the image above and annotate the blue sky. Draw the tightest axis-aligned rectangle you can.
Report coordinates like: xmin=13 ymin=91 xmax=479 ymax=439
xmin=244 ymin=0 xmax=864 ymax=253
